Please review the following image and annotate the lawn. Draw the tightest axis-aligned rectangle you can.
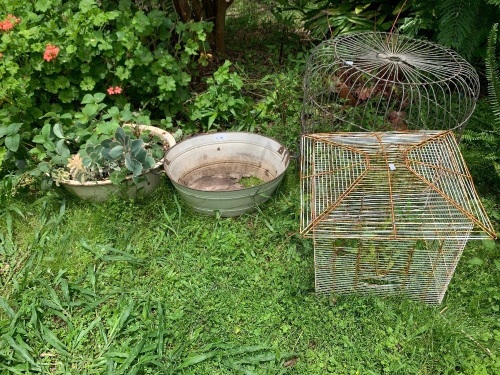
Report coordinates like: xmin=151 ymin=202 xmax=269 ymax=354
xmin=1 ymin=4 xmax=500 ymax=375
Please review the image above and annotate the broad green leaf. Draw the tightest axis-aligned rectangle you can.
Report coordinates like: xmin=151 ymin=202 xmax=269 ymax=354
xmin=81 ymin=94 xmax=95 ymax=104
xmin=82 ymin=156 xmax=92 ymax=168
xmin=482 ymin=239 xmax=496 ymax=250
xmin=468 ymin=257 xmax=484 ymax=266
xmin=144 ymin=155 xmax=155 ymax=169
xmin=56 ymin=139 xmax=70 ymax=157
xmin=125 ymin=155 xmax=143 ymax=176
xmin=41 ymin=123 xmax=51 ymax=138
xmin=94 ymin=93 xmax=106 ymax=103
xmin=82 ymin=104 xmax=99 ymax=117
xmin=109 ymin=145 xmax=125 ymax=159
xmin=0 ymin=123 xmax=22 ymax=137
xmin=130 ymin=139 xmax=144 ymax=154
xmin=115 ymin=127 xmax=126 ymax=143
xmin=96 ymin=121 xmax=119 ymax=135
xmin=80 ymin=76 xmax=96 ymax=91
xmin=110 ymin=170 xmax=127 ymax=185
xmin=134 ymin=148 xmax=147 ymax=164
xmin=43 ymin=140 xmax=56 ymax=152
xmin=120 ymin=109 xmax=133 ymax=122
xmin=53 ymin=123 xmax=65 ymax=139
xmin=157 ymin=76 xmax=176 ymax=92
xmin=5 ymin=134 xmax=20 ymax=152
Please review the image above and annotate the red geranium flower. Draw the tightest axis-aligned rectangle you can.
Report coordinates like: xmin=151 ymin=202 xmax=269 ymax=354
xmin=0 ymin=20 xmax=14 ymax=31
xmin=0 ymin=14 xmax=20 ymax=31
xmin=43 ymin=44 xmax=60 ymax=62
xmin=107 ymin=86 xmax=123 ymax=95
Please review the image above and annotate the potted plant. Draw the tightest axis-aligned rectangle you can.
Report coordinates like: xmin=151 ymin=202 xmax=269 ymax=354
xmin=30 ymin=93 xmax=176 ymax=201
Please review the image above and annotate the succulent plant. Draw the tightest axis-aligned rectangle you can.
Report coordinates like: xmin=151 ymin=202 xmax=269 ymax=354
xmin=69 ymin=126 xmax=164 ymax=185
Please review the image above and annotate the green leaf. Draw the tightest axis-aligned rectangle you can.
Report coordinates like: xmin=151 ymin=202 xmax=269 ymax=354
xmin=2 ymin=334 xmax=37 ymax=367
xmin=43 ymin=140 xmax=56 ymax=152
xmin=110 ymin=170 xmax=127 ymax=185
xmin=117 ymin=338 xmax=146 ymax=372
xmin=56 ymin=139 xmax=70 ymax=157
xmin=494 ymin=259 xmax=500 ymax=271
xmin=157 ymin=302 xmax=165 ymax=356
xmin=40 ymin=323 xmax=71 ymax=356
xmin=144 ymin=155 xmax=155 ymax=169
xmin=120 ymin=108 xmax=133 ymax=122
xmin=125 ymin=155 xmax=142 ymax=176
xmin=80 ymin=76 xmax=96 ymax=91
xmin=81 ymin=94 xmax=95 ymax=104
xmin=82 ymin=155 xmax=92 ymax=168
xmin=157 ymin=76 xmax=176 ymax=92
xmin=482 ymin=239 xmax=496 ymax=250
xmin=73 ymin=317 xmax=101 ymax=349
xmin=82 ymin=104 xmax=99 ymax=117
xmin=0 ymin=123 xmax=22 ymax=137
xmin=0 ymin=297 xmax=16 ymax=319
xmin=115 ymin=127 xmax=126 ymax=143
xmin=94 ymin=93 xmax=106 ymax=103
xmin=134 ymin=148 xmax=147 ymax=164
xmin=96 ymin=121 xmax=119 ymax=135
xmin=53 ymin=123 xmax=65 ymax=139
xmin=468 ymin=257 xmax=484 ymax=266
xmin=130 ymin=139 xmax=144 ymax=153
xmin=41 ymin=123 xmax=51 ymax=138
xmin=0 ymin=147 xmax=6 ymax=166
xmin=5 ymin=134 xmax=20 ymax=152
xmin=109 ymin=145 xmax=124 ymax=159
xmin=178 ymin=352 xmax=218 ymax=369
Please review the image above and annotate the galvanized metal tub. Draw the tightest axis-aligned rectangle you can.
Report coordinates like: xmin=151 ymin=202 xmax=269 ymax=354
xmin=164 ymin=132 xmax=290 ymax=217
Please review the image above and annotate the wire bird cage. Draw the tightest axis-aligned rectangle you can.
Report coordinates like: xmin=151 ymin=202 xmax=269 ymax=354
xmin=302 ymin=32 xmax=480 ymax=135
xmin=300 ymin=131 xmax=496 ymax=304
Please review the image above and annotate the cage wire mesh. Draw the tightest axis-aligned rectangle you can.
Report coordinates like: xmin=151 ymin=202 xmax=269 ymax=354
xmin=302 ymin=32 xmax=480 ymax=135
xmin=300 ymin=131 xmax=496 ymax=304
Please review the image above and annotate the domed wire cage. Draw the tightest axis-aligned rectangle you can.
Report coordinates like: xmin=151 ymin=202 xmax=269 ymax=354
xmin=302 ymin=32 xmax=480 ymax=135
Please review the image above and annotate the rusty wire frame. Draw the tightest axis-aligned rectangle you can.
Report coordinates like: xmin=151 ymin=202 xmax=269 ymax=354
xmin=300 ymin=131 xmax=496 ymax=304
xmin=302 ymin=32 xmax=480 ymax=135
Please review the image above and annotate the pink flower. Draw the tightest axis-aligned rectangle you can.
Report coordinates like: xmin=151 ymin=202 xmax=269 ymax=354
xmin=0 ymin=20 xmax=14 ymax=31
xmin=43 ymin=44 xmax=60 ymax=62
xmin=107 ymin=86 xmax=123 ymax=95
xmin=0 ymin=14 xmax=20 ymax=31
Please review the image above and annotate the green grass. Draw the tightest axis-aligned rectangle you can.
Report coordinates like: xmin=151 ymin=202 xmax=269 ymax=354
xmin=1 ymin=4 xmax=500 ymax=374
xmin=1 ymin=166 xmax=499 ymax=373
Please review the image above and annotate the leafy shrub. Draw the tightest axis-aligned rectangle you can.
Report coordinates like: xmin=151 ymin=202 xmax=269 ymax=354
xmin=0 ymin=0 xmax=211 ymax=173
xmin=187 ymin=61 xmax=255 ymax=133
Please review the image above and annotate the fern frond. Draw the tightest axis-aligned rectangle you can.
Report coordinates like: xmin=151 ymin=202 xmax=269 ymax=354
xmin=462 ymin=129 xmax=497 ymax=143
xmin=485 ymin=23 xmax=500 ymax=127
xmin=437 ymin=0 xmax=480 ymax=58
